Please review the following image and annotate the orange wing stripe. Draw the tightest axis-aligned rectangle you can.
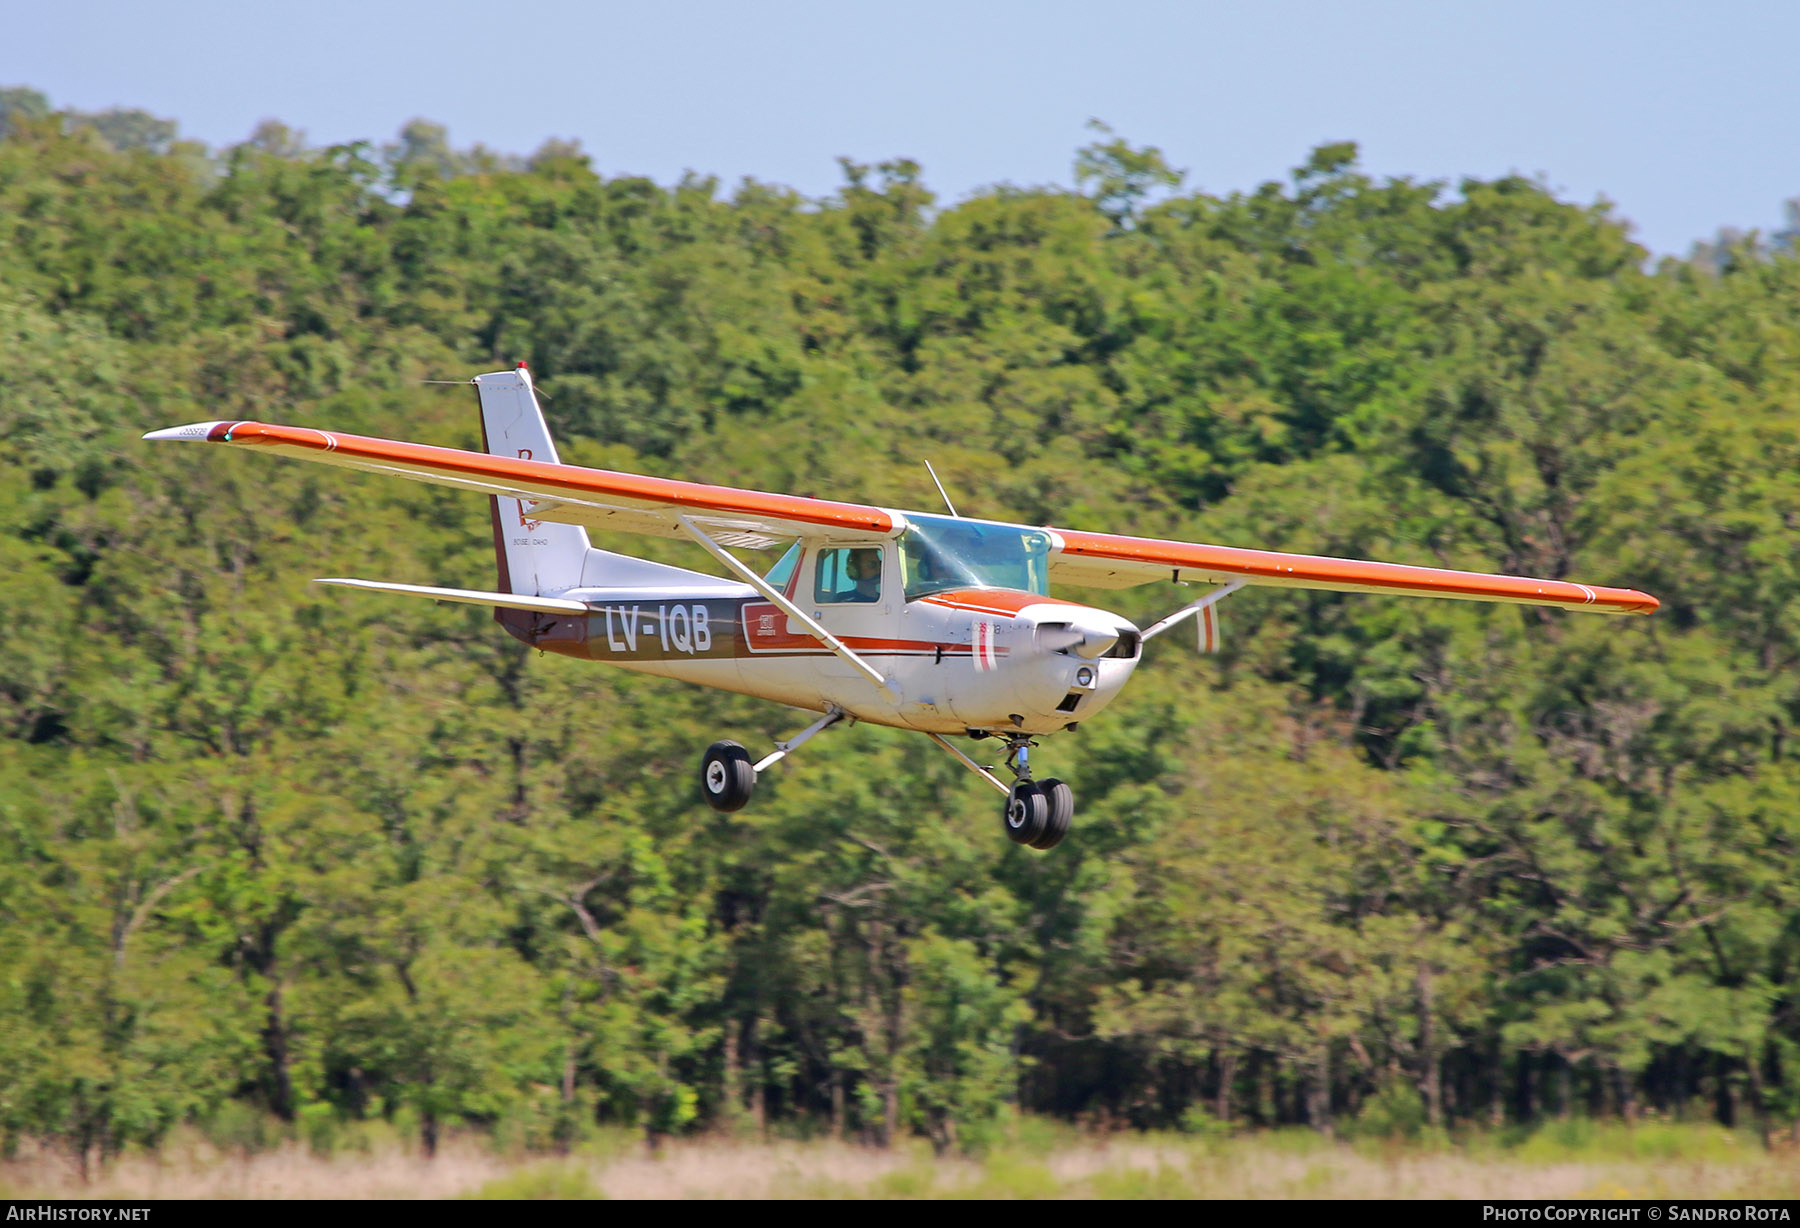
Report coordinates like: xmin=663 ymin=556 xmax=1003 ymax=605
xmin=193 ymin=421 xmax=1655 ymax=614
xmin=1054 ymin=529 xmax=1660 ymax=615
xmin=206 ymin=421 xmax=893 ymax=534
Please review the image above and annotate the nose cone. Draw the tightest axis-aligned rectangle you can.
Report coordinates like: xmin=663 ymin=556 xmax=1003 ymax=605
xmin=1020 ymin=606 xmax=1140 ymax=730
xmin=934 ymin=596 xmax=1141 ymax=734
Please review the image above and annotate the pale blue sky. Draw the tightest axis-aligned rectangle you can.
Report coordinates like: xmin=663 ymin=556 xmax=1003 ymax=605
xmin=9 ymin=0 xmax=1796 ymax=256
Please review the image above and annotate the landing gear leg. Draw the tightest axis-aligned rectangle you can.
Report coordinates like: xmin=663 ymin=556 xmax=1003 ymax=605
xmin=700 ymin=708 xmax=846 ymax=814
xmin=923 ymin=732 xmax=1075 ymax=851
xmin=998 ymin=736 xmax=1046 ymax=845
xmin=752 ymin=707 xmax=845 ymax=775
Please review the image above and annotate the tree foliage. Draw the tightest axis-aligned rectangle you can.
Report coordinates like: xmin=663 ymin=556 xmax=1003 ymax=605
xmin=1 ymin=91 xmax=1798 ymax=1164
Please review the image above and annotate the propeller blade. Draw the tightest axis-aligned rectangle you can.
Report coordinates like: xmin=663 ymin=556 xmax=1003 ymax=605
xmin=1035 ymin=624 xmax=1086 ymax=652
xmin=1035 ymin=622 xmax=1121 ymax=658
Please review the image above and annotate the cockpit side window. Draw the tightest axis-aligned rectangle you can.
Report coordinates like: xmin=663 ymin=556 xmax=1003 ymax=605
xmin=815 ymin=547 xmax=883 ymax=604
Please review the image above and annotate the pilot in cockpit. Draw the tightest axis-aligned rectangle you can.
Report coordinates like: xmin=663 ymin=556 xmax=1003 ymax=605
xmin=845 ymin=548 xmax=883 ymax=602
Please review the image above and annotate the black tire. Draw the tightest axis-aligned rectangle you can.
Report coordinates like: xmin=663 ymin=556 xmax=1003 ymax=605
xmin=1032 ymin=778 xmax=1073 ymax=850
xmin=1002 ymin=782 xmax=1048 ymax=845
xmin=700 ymin=740 xmax=756 ymax=812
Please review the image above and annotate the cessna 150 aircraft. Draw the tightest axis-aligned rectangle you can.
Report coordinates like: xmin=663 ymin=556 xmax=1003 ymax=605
xmin=145 ymin=364 xmax=1659 ymax=851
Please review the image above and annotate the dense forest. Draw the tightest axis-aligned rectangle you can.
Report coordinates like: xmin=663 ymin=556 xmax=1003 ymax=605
xmin=1 ymin=87 xmax=1797 ymax=1168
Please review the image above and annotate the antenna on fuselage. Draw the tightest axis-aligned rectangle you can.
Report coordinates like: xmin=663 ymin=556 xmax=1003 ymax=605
xmin=923 ymin=459 xmax=960 ymax=518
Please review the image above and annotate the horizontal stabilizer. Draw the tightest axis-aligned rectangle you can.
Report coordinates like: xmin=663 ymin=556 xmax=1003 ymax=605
xmin=143 ymin=421 xmax=235 ymax=442
xmin=314 ymin=578 xmax=589 ymax=615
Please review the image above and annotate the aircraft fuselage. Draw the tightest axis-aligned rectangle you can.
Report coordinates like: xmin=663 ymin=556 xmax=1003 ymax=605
xmin=509 ymin=584 xmax=1140 ymax=735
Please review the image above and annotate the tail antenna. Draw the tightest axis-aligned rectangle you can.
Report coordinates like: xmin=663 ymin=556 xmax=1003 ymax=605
xmin=924 ymin=459 xmax=960 ymax=518
xmin=418 ymin=361 xmax=548 ymax=398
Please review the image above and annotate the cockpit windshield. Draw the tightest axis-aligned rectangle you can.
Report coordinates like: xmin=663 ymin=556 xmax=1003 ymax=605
xmin=899 ymin=513 xmax=1052 ymax=601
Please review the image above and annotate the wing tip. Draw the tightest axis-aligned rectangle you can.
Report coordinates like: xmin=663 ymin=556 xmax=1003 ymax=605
xmin=1594 ymin=585 xmax=1660 ymax=615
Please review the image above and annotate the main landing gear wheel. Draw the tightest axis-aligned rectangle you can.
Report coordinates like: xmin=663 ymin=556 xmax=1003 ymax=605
xmin=700 ymin=740 xmax=755 ymax=812
xmin=1003 ymin=781 xmax=1049 ymax=845
xmin=1033 ymin=778 xmax=1073 ymax=850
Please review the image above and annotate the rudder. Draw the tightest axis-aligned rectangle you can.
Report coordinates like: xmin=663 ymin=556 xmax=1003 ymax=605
xmin=474 ymin=363 xmax=591 ymax=597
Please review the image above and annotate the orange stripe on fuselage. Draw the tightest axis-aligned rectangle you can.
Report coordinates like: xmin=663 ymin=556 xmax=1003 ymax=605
xmin=919 ymin=589 xmax=1087 ymax=617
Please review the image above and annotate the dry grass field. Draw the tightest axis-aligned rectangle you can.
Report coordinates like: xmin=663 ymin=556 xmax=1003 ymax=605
xmin=4 ymin=1121 xmax=1796 ymax=1200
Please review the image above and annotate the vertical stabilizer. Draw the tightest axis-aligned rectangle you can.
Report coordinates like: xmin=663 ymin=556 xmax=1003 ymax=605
xmin=474 ymin=364 xmax=591 ymax=597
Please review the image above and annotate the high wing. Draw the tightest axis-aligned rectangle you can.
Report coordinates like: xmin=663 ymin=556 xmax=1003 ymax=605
xmin=141 ymin=419 xmax=895 ymax=550
xmin=144 ymin=417 xmax=1657 ymax=615
xmin=1045 ymin=527 xmax=1658 ymax=614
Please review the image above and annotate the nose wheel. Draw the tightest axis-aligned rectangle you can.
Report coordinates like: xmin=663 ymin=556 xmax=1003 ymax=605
xmin=928 ymin=732 xmax=1074 ymax=851
xmin=1002 ymin=777 xmax=1072 ymax=849
xmin=998 ymin=736 xmax=1072 ymax=850
xmin=1004 ymin=781 xmax=1048 ymax=843
xmin=1036 ymin=778 xmax=1074 ymax=848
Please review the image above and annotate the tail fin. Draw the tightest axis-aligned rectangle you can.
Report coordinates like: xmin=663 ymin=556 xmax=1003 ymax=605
xmin=474 ymin=364 xmax=591 ymax=598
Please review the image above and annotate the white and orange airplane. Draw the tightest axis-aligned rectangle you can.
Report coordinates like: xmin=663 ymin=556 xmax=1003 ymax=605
xmin=146 ymin=364 xmax=1658 ymax=850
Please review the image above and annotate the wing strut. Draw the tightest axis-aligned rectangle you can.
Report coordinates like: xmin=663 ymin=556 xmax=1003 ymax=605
xmin=1141 ymin=578 xmax=1248 ymax=647
xmin=674 ymin=515 xmax=901 ymax=703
